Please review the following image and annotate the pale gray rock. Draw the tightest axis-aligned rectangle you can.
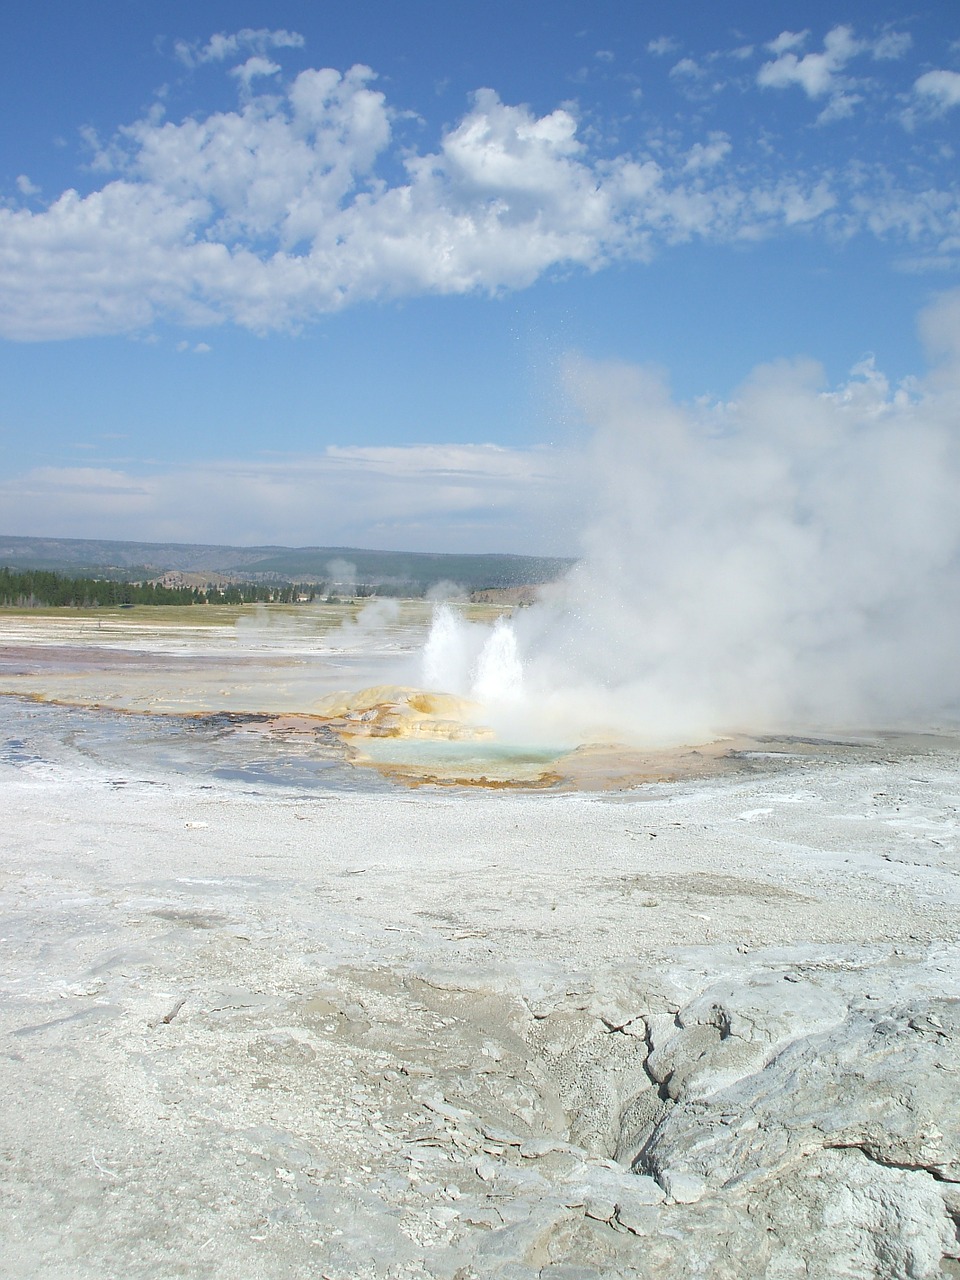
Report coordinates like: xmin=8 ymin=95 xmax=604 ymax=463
xmin=560 ymin=1160 xmax=665 ymax=1213
xmin=538 ymin=1266 xmax=608 ymax=1280
xmin=642 ymin=998 xmax=960 ymax=1187
xmin=520 ymin=1138 xmax=573 ymax=1159
xmin=613 ymin=1200 xmax=660 ymax=1237
xmin=644 ymin=970 xmax=848 ymax=1102
xmin=470 ymin=1202 xmax=575 ymax=1275
xmin=739 ymin=1148 xmax=955 ymax=1280
xmin=526 ymin=1008 xmax=652 ymax=1158
xmin=583 ymin=1197 xmax=617 ymax=1223
xmin=658 ymin=1170 xmax=706 ymax=1204
xmin=632 ymin=997 xmax=960 ymax=1278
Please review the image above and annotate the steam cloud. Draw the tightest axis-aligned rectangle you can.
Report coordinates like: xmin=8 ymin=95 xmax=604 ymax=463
xmin=326 ymin=558 xmax=358 ymax=595
xmin=423 ymin=291 xmax=960 ymax=745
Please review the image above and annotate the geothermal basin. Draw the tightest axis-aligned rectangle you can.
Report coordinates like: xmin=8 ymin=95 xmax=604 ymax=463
xmin=1 ymin=602 xmax=959 ymax=1280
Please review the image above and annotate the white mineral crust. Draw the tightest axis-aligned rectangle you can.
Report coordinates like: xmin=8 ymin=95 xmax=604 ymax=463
xmin=1 ymin=624 xmax=960 ymax=1278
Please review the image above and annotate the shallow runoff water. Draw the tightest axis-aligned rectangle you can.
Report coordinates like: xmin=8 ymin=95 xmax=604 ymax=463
xmin=0 ymin=603 xmax=568 ymax=796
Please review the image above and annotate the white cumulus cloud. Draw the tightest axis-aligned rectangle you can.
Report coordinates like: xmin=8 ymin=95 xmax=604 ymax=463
xmin=914 ymin=70 xmax=960 ymax=112
xmin=1 ymin=52 xmax=958 ymax=340
xmin=758 ymin=24 xmax=861 ymax=99
xmin=757 ymin=24 xmax=911 ymax=121
xmin=683 ymin=132 xmax=731 ymax=172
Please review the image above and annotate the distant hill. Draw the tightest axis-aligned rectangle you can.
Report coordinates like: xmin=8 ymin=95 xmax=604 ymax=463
xmin=0 ymin=535 xmax=572 ymax=593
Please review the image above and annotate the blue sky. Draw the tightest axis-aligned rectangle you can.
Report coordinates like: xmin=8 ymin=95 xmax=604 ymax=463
xmin=1 ymin=1 xmax=959 ymax=553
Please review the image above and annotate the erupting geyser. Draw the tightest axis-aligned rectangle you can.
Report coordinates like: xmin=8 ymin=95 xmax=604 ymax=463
xmin=471 ymin=619 xmax=524 ymax=704
xmin=421 ymin=605 xmax=525 ymax=709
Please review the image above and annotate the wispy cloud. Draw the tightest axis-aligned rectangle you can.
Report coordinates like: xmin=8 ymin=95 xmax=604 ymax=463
xmin=669 ymin=57 xmax=704 ymax=80
xmin=872 ymin=30 xmax=912 ymax=61
xmin=766 ymin=30 xmax=810 ymax=57
xmin=231 ymin=56 xmax=282 ymax=89
xmin=174 ymin=28 xmax=304 ymax=69
xmin=8 ymin=283 xmax=960 ymax=575
xmin=0 ymin=445 xmax=568 ymax=552
xmin=647 ymin=36 xmax=679 ymax=57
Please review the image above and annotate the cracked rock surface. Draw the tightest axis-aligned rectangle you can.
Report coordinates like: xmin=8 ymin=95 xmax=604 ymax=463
xmin=2 ymin=700 xmax=960 ymax=1278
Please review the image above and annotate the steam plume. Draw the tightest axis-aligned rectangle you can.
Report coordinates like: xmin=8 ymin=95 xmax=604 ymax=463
xmin=423 ymin=292 xmax=960 ymax=745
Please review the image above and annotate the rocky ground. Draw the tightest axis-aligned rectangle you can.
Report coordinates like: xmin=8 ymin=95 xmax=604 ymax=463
xmin=2 ymin=704 xmax=960 ymax=1279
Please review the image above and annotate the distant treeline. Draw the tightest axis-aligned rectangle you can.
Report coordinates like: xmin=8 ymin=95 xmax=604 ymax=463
xmin=0 ymin=535 xmax=572 ymax=590
xmin=0 ymin=567 xmax=326 ymax=608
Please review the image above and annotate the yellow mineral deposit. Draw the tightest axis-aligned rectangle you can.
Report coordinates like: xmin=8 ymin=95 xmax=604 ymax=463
xmin=311 ymin=685 xmax=488 ymax=741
